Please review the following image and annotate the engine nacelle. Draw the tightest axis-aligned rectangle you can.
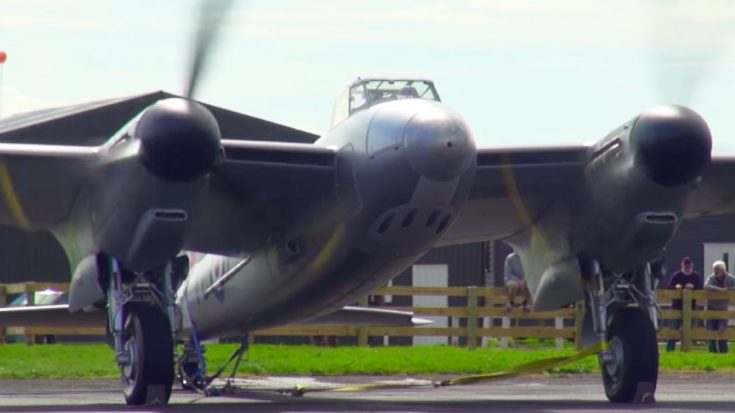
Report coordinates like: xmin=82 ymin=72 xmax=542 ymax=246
xmin=92 ymin=98 xmax=221 ymax=272
xmin=575 ymin=105 xmax=712 ymax=272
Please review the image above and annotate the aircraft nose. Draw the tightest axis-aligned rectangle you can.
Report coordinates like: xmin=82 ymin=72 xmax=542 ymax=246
xmin=403 ymin=105 xmax=476 ymax=181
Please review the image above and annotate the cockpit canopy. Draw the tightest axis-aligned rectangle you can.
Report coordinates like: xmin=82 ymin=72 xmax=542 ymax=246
xmin=331 ymin=78 xmax=441 ymax=127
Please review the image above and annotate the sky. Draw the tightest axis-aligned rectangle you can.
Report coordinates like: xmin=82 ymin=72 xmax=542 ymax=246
xmin=1 ymin=0 xmax=735 ymax=153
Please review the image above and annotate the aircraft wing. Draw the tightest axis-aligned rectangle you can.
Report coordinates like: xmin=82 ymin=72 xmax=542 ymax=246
xmin=439 ymin=145 xmax=591 ymax=246
xmin=0 ymin=304 xmax=428 ymax=331
xmin=215 ymin=139 xmax=336 ymax=199
xmin=0 ymin=138 xmax=335 ymax=233
xmin=685 ymin=156 xmax=735 ymax=217
xmin=182 ymin=139 xmax=338 ymax=254
xmin=0 ymin=304 xmax=105 ymax=327
xmin=0 ymin=142 xmax=98 ymax=230
xmin=287 ymin=306 xmax=431 ymax=327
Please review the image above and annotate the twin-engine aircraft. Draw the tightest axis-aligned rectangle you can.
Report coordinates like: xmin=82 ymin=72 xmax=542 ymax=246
xmin=0 ymin=1 xmax=732 ymax=407
xmin=0 ymin=74 xmax=726 ymax=406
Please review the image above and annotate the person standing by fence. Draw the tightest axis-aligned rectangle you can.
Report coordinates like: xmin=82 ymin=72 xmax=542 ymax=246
xmin=504 ymin=251 xmax=531 ymax=313
xmin=705 ymin=260 xmax=735 ymax=353
xmin=666 ymin=257 xmax=703 ymax=352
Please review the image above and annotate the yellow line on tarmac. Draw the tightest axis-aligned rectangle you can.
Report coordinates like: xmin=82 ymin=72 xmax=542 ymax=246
xmin=310 ymin=341 xmax=606 ymax=393
xmin=440 ymin=341 xmax=604 ymax=386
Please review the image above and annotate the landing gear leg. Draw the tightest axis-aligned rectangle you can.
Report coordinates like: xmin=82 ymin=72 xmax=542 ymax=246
xmin=582 ymin=260 xmax=607 ymax=347
xmin=107 ymin=259 xmax=176 ymax=405
xmin=582 ymin=258 xmax=659 ymax=403
xmin=216 ymin=335 xmax=250 ymax=393
xmin=228 ymin=335 xmax=250 ymax=381
xmin=190 ymin=334 xmax=251 ymax=396
xmin=635 ymin=264 xmax=660 ymax=331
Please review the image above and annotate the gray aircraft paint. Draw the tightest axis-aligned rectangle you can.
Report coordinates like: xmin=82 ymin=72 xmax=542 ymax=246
xmin=0 ymin=86 xmax=722 ymax=337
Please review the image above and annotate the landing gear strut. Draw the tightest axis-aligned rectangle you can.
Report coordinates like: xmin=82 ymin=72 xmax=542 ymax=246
xmin=107 ymin=259 xmax=177 ymax=405
xmin=177 ymin=334 xmax=251 ymax=395
xmin=583 ymin=259 xmax=659 ymax=403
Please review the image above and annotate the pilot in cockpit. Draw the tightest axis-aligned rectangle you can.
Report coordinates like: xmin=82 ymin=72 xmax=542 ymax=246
xmin=398 ymin=86 xmax=419 ymax=99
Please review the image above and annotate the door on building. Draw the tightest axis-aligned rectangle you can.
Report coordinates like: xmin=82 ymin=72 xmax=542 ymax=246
xmin=411 ymin=264 xmax=448 ymax=345
xmin=703 ymin=243 xmax=735 ymax=274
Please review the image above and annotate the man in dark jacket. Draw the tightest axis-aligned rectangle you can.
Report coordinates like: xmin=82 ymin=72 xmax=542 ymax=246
xmin=666 ymin=257 xmax=703 ymax=352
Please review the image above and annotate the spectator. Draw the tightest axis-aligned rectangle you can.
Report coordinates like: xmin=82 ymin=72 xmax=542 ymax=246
xmin=504 ymin=252 xmax=531 ymax=313
xmin=666 ymin=257 xmax=703 ymax=352
xmin=705 ymin=260 xmax=735 ymax=353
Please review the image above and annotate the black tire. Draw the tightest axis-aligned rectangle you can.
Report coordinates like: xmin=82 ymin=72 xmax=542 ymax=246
xmin=602 ymin=307 xmax=659 ymax=403
xmin=120 ymin=303 xmax=174 ymax=405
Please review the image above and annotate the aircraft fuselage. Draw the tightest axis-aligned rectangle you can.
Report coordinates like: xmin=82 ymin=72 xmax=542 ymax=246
xmin=177 ymin=99 xmax=476 ymax=338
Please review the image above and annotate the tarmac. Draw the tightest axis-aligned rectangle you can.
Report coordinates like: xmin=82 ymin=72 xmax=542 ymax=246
xmin=0 ymin=374 xmax=732 ymax=412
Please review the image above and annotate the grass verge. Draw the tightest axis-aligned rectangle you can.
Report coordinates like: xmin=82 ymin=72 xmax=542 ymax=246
xmin=0 ymin=343 xmax=733 ymax=379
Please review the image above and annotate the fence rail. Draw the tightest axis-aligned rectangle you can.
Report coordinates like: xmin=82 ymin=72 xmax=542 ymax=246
xmin=2 ymin=283 xmax=734 ymax=351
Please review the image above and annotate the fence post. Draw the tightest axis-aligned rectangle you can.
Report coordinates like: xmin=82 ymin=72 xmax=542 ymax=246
xmin=681 ymin=289 xmax=693 ymax=352
xmin=574 ymin=301 xmax=585 ymax=350
xmin=0 ymin=285 xmax=5 ymax=344
xmin=357 ymin=296 xmax=369 ymax=347
xmin=482 ymin=288 xmax=492 ymax=348
xmin=500 ymin=316 xmax=510 ymax=348
xmin=467 ymin=286 xmax=478 ymax=350
xmin=25 ymin=283 xmax=36 ymax=346
xmin=554 ymin=316 xmax=564 ymax=350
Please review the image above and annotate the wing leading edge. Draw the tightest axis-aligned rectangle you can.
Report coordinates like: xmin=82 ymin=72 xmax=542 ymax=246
xmin=686 ymin=155 xmax=735 ymax=217
xmin=440 ymin=145 xmax=591 ymax=246
xmin=0 ymin=143 xmax=98 ymax=230
xmin=216 ymin=139 xmax=337 ymax=199
xmin=182 ymin=140 xmax=339 ymax=254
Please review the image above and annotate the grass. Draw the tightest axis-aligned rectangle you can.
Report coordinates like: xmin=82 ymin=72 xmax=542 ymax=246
xmin=0 ymin=343 xmax=734 ymax=379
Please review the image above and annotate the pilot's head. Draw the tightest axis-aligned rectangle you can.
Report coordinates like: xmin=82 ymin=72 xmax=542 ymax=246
xmin=399 ymin=86 xmax=419 ymax=98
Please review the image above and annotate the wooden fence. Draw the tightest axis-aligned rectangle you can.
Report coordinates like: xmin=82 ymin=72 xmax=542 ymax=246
xmin=256 ymin=286 xmax=578 ymax=350
xmin=0 ymin=282 xmax=96 ymax=344
xmin=2 ymin=283 xmax=735 ymax=351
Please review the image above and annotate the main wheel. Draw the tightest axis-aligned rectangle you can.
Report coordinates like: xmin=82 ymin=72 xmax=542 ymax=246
xmin=602 ymin=307 xmax=659 ymax=403
xmin=120 ymin=303 xmax=175 ymax=405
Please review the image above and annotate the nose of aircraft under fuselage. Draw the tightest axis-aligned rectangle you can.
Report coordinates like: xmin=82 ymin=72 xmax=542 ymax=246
xmin=403 ymin=104 xmax=476 ymax=181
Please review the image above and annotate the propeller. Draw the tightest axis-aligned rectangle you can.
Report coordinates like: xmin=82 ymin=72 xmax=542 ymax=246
xmin=135 ymin=0 xmax=237 ymax=182
xmin=184 ymin=0 xmax=236 ymax=99
xmin=641 ymin=1 xmax=726 ymax=105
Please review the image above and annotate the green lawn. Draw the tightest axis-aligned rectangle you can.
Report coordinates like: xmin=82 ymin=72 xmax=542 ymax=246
xmin=0 ymin=343 xmax=733 ymax=379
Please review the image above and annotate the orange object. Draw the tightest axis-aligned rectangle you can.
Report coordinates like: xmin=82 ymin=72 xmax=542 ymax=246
xmin=0 ymin=51 xmax=6 ymax=64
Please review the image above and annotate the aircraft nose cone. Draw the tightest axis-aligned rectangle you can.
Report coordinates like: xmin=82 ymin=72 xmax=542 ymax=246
xmin=632 ymin=105 xmax=712 ymax=187
xmin=403 ymin=106 xmax=476 ymax=181
xmin=137 ymin=98 xmax=221 ymax=182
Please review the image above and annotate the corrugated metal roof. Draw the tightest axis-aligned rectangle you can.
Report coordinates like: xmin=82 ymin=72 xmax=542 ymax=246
xmin=0 ymin=91 xmax=318 ymax=146
xmin=0 ymin=93 xmax=147 ymax=135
